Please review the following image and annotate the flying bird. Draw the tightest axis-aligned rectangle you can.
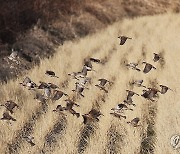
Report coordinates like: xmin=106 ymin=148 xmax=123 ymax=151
xmin=95 ymin=78 xmax=113 ymax=93
xmin=123 ymin=97 xmax=136 ymax=106
xmin=127 ymin=117 xmax=141 ymax=127
xmin=153 ymin=53 xmax=161 ymax=62
xmin=34 ymin=93 xmax=46 ymax=104
xmin=53 ymin=105 xmax=66 ymax=112
xmin=111 ymin=103 xmax=133 ymax=113
xmin=159 ymin=85 xmax=173 ymax=94
xmin=38 ymin=81 xmax=48 ymax=89
xmin=89 ymin=57 xmax=101 ymax=63
xmin=52 ymin=90 xmax=68 ymax=101
xmin=118 ymin=36 xmax=132 ymax=45
xmin=19 ymin=77 xmax=31 ymax=86
xmin=0 ymin=100 xmax=19 ymax=114
xmin=126 ymin=90 xmax=139 ymax=98
xmin=47 ymin=83 xmax=59 ymax=89
xmin=23 ymin=136 xmax=35 ymax=146
xmin=142 ymin=62 xmax=156 ymax=74
xmin=0 ymin=112 xmax=16 ymax=121
xmin=110 ymin=112 xmax=126 ymax=119
xmin=64 ymin=99 xmax=80 ymax=117
xmin=131 ymin=79 xmax=146 ymax=88
xmin=126 ymin=63 xmax=141 ymax=71
xmin=82 ymin=109 xmax=103 ymax=124
xmin=45 ymin=70 xmax=59 ymax=78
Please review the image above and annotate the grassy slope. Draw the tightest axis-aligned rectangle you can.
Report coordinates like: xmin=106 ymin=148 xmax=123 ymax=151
xmin=0 ymin=13 xmax=180 ymax=154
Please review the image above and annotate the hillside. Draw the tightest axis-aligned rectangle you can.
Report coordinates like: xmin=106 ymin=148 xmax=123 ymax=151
xmin=0 ymin=13 xmax=180 ymax=154
xmin=0 ymin=0 xmax=180 ymax=82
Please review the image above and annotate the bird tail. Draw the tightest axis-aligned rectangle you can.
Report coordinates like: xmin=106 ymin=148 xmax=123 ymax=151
xmin=55 ymin=76 xmax=59 ymax=78
xmin=129 ymin=108 xmax=133 ymax=111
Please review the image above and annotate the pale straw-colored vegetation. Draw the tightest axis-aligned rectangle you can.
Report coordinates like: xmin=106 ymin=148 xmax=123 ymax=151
xmin=0 ymin=13 xmax=180 ymax=154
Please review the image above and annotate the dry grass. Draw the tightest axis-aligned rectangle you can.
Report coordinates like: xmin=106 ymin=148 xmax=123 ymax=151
xmin=0 ymin=13 xmax=180 ymax=154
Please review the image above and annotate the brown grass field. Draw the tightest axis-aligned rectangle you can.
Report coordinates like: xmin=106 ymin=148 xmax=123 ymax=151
xmin=0 ymin=13 xmax=180 ymax=154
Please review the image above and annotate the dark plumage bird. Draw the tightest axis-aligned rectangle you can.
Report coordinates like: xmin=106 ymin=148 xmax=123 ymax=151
xmin=142 ymin=62 xmax=156 ymax=74
xmin=127 ymin=117 xmax=140 ymax=127
xmin=38 ymin=81 xmax=48 ymax=89
xmin=111 ymin=103 xmax=133 ymax=113
xmin=141 ymin=88 xmax=160 ymax=102
xmin=82 ymin=109 xmax=103 ymax=124
xmin=118 ymin=36 xmax=132 ymax=45
xmin=0 ymin=112 xmax=16 ymax=121
xmin=110 ymin=112 xmax=126 ymax=119
xmin=23 ymin=136 xmax=35 ymax=146
xmin=34 ymin=93 xmax=46 ymax=103
xmin=95 ymin=79 xmax=113 ymax=93
xmin=52 ymin=90 xmax=68 ymax=101
xmin=53 ymin=105 xmax=66 ymax=112
xmin=47 ymin=83 xmax=59 ymax=89
xmin=89 ymin=57 xmax=101 ymax=63
xmin=45 ymin=70 xmax=59 ymax=78
xmin=159 ymin=85 xmax=173 ymax=94
xmin=123 ymin=97 xmax=136 ymax=106
xmin=153 ymin=53 xmax=161 ymax=62
xmin=64 ymin=99 xmax=80 ymax=118
xmin=126 ymin=90 xmax=139 ymax=98
xmin=0 ymin=100 xmax=19 ymax=114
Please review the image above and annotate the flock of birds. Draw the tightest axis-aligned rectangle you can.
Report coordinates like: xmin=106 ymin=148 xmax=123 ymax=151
xmin=0 ymin=36 xmax=172 ymax=146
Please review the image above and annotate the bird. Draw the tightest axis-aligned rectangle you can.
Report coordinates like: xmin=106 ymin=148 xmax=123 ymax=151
xmin=0 ymin=112 xmax=16 ymax=121
xmin=68 ymin=66 xmax=88 ymax=79
xmin=142 ymin=62 xmax=156 ymax=74
xmin=23 ymin=136 xmax=35 ymax=146
xmin=127 ymin=117 xmax=141 ymax=127
xmin=89 ymin=57 xmax=101 ymax=63
xmin=118 ymin=36 xmax=132 ymax=45
xmin=34 ymin=93 xmax=46 ymax=104
xmin=82 ymin=109 xmax=103 ymax=124
xmin=126 ymin=63 xmax=141 ymax=71
xmin=72 ymin=83 xmax=85 ymax=98
xmin=51 ymin=90 xmax=68 ymax=101
xmin=126 ymin=90 xmax=139 ymax=98
xmin=159 ymin=85 xmax=173 ymax=94
xmin=0 ymin=100 xmax=19 ymax=114
xmin=153 ymin=53 xmax=161 ymax=62
xmin=111 ymin=103 xmax=133 ymax=113
xmin=84 ymin=59 xmax=93 ymax=71
xmin=53 ymin=105 xmax=66 ymax=112
xmin=95 ymin=79 xmax=113 ymax=93
xmin=123 ymin=97 xmax=136 ymax=106
xmin=47 ymin=83 xmax=59 ymax=89
xmin=19 ymin=77 xmax=31 ymax=86
xmin=131 ymin=79 xmax=146 ymax=88
xmin=45 ymin=70 xmax=59 ymax=78
xmin=76 ymin=77 xmax=91 ymax=85
xmin=141 ymin=88 xmax=160 ymax=102
xmin=110 ymin=112 xmax=126 ymax=119
xmin=38 ymin=81 xmax=49 ymax=89
xmin=64 ymin=99 xmax=80 ymax=118
xmin=20 ymin=77 xmax=37 ymax=90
